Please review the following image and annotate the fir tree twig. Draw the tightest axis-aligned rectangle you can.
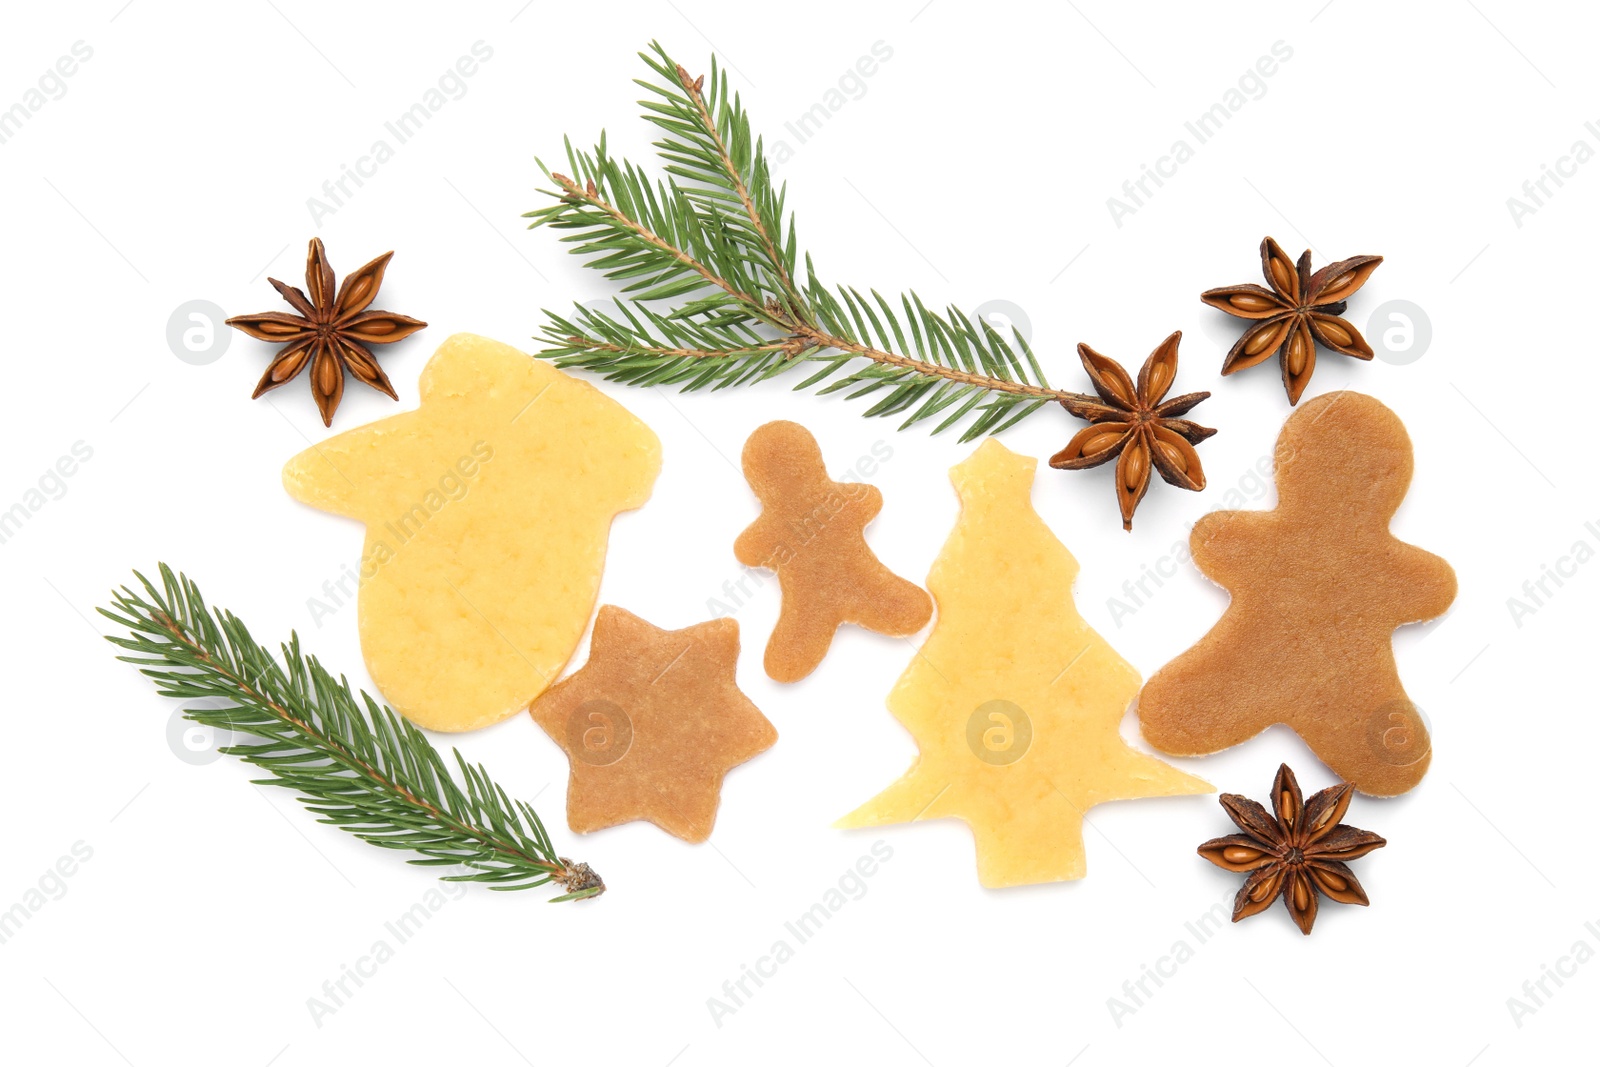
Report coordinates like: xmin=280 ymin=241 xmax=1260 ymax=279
xmin=526 ymin=42 xmax=1093 ymax=443
xmin=101 ymin=565 xmax=603 ymax=900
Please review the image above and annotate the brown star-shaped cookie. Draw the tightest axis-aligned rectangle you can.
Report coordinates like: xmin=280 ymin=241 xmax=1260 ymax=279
xmin=529 ymin=606 xmax=776 ymax=842
xmin=734 ymin=420 xmax=932 ymax=682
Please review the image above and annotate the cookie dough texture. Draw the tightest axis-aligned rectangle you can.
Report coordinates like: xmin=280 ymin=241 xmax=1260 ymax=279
xmin=734 ymin=420 xmax=931 ymax=682
xmin=838 ymin=439 xmax=1210 ymax=887
xmin=283 ymin=333 xmax=661 ymax=732
xmin=1138 ymin=392 xmax=1456 ymax=796
xmin=529 ymin=606 xmax=777 ymax=842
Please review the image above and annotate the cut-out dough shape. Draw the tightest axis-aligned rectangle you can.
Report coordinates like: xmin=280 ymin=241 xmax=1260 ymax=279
xmin=837 ymin=439 xmax=1210 ymax=887
xmin=734 ymin=420 xmax=932 ymax=682
xmin=528 ymin=606 xmax=777 ymax=842
xmin=1138 ymin=391 xmax=1456 ymax=796
xmin=283 ymin=333 xmax=661 ymax=732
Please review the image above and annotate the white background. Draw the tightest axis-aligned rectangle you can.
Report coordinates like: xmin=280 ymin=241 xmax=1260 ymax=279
xmin=1 ymin=1 xmax=1594 ymax=1064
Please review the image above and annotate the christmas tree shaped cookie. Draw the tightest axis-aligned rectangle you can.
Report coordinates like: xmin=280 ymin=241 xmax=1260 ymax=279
xmin=283 ymin=333 xmax=661 ymax=732
xmin=1138 ymin=392 xmax=1455 ymax=796
xmin=837 ymin=439 xmax=1210 ymax=888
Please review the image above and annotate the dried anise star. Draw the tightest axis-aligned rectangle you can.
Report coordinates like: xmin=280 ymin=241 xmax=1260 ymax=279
xmin=1202 ymin=237 xmax=1383 ymax=404
xmin=227 ymin=238 xmax=426 ymax=426
xmin=1199 ymin=764 xmax=1387 ymax=936
xmin=1049 ymin=331 xmax=1214 ymax=531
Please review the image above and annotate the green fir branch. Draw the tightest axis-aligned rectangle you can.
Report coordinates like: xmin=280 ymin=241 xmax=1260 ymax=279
xmin=101 ymin=565 xmax=603 ymax=901
xmin=526 ymin=42 xmax=1088 ymax=442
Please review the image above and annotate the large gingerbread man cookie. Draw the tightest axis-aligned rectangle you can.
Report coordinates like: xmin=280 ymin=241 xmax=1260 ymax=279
xmin=1138 ymin=392 xmax=1455 ymax=796
xmin=283 ymin=333 xmax=661 ymax=732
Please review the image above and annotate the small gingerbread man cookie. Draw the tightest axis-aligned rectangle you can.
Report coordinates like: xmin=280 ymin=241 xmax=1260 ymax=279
xmin=1137 ymin=392 xmax=1455 ymax=796
xmin=734 ymin=421 xmax=932 ymax=682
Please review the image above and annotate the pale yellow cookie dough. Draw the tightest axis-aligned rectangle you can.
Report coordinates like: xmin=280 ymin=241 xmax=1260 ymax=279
xmin=283 ymin=333 xmax=661 ymax=732
xmin=837 ymin=439 xmax=1210 ymax=887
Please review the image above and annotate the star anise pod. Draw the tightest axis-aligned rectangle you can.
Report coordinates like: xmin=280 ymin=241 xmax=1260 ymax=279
xmin=1199 ymin=764 xmax=1387 ymax=936
xmin=1049 ymin=331 xmax=1214 ymax=531
xmin=227 ymin=238 xmax=427 ymax=426
xmin=1201 ymin=237 xmax=1383 ymax=404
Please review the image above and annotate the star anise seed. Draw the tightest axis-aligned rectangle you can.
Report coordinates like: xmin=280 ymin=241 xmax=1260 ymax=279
xmin=1198 ymin=763 xmax=1386 ymax=935
xmin=227 ymin=237 xmax=427 ymax=426
xmin=1201 ymin=237 xmax=1383 ymax=405
xmin=1049 ymin=331 xmax=1215 ymax=531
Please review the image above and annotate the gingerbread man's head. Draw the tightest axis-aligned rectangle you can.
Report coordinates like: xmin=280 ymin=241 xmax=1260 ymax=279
xmin=1275 ymin=391 xmax=1414 ymax=525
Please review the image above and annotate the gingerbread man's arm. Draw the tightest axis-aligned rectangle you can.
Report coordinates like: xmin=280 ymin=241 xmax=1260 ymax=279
xmin=1385 ymin=542 xmax=1458 ymax=622
xmin=733 ymin=513 xmax=786 ymax=571
xmin=1189 ymin=510 xmax=1277 ymax=587
xmin=838 ymin=482 xmax=885 ymax=525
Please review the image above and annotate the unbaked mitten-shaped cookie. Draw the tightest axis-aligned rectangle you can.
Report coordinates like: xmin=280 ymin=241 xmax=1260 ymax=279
xmin=283 ymin=333 xmax=660 ymax=732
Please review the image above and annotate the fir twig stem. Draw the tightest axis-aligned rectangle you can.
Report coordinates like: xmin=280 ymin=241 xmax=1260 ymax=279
xmin=669 ymin=63 xmax=804 ymax=311
xmin=547 ymin=171 xmax=778 ymax=318
xmin=791 ymin=325 xmax=1080 ymax=401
